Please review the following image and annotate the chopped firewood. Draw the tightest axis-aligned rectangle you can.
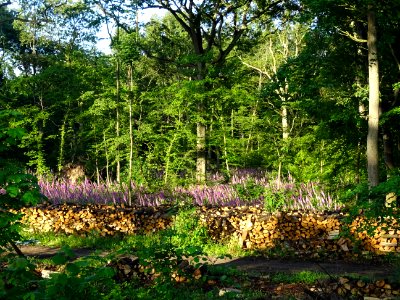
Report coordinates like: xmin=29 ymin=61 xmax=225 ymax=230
xmin=19 ymin=204 xmax=400 ymax=255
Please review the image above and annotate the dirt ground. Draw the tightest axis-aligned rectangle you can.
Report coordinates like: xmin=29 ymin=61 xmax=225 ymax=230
xmin=6 ymin=245 xmax=398 ymax=299
xmin=18 ymin=245 xmax=396 ymax=279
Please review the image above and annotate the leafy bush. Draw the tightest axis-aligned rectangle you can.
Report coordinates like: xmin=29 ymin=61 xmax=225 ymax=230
xmin=345 ymin=174 xmax=400 ymax=218
xmin=0 ymin=110 xmax=43 ymax=298
xmin=0 ymin=110 xmax=42 ymax=253
xmin=171 ymin=207 xmax=209 ymax=249
xmin=343 ymin=174 xmax=400 ymax=242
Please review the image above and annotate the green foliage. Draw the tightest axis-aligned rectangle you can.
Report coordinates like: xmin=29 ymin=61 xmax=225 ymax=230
xmin=263 ymin=189 xmax=286 ymax=212
xmin=132 ymin=209 xmax=211 ymax=286
xmin=171 ymin=208 xmax=209 ymax=249
xmin=36 ymin=248 xmax=117 ymax=300
xmin=233 ymin=179 xmax=265 ymax=202
xmin=0 ymin=256 xmax=39 ymax=299
xmin=0 ymin=110 xmax=42 ymax=251
xmin=345 ymin=174 xmax=400 ymax=214
xmin=270 ymin=271 xmax=329 ymax=284
xmin=343 ymin=174 xmax=400 ymax=239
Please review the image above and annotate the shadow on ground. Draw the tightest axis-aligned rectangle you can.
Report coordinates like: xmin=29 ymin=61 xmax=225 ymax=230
xmin=18 ymin=245 xmax=396 ymax=280
xmin=215 ymin=256 xmax=395 ymax=279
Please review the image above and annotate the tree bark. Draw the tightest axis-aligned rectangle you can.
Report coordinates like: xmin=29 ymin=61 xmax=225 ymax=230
xmin=196 ymin=122 xmax=206 ymax=183
xmin=196 ymin=62 xmax=207 ymax=183
xmin=282 ymin=104 xmax=289 ymax=139
xmin=366 ymin=7 xmax=380 ymax=187
xmin=128 ymin=64 xmax=134 ymax=206
xmin=115 ymin=57 xmax=121 ymax=183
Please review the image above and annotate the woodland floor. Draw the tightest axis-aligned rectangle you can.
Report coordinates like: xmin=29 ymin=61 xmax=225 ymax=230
xmin=17 ymin=244 xmax=399 ymax=300
xmin=18 ymin=245 xmax=395 ymax=279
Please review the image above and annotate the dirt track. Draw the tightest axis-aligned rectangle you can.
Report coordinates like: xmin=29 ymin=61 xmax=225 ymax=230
xmin=18 ymin=245 xmax=396 ymax=280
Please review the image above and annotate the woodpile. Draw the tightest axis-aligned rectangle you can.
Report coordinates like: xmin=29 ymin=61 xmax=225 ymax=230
xmin=197 ymin=206 xmax=399 ymax=255
xmin=19 ymin=204 xmax=400 ymax=255
xmin=108 ymin=255 xmax=205 ymax=284
xmin=331 ymin=277 xmax=400 ymax=298
xmin=349 ymin=216 xmax=400 ymax=254
xmin=20 ymin=203 xmax=172 ymax=236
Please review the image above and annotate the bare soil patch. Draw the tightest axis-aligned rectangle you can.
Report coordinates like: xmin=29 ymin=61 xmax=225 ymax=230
xmin=216 ymin=256 xmax=395 ymax=279
xmin=18 ymin=245 xmax=395 ymax=279
xmin=10 ymin=245 xmax=399 ymax=299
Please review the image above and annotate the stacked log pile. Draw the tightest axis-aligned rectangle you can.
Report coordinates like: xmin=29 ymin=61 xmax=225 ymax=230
xmin=19 ymin=204 xmax=399 ymax=255
xmin=197 ymin=206 xmax=399 ymax=255
xmin=20 ymin=204 xmax=172 ymax=236
xmin=349 ymin=216 xmax=400 ymax=253
xmin=331 ymin=277 xmax=400 ymax=298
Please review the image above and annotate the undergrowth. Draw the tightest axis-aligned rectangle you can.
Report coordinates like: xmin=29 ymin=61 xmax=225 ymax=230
xmin=20 ymin=208 xmax=248 ymax=258
xmin=3 ymin=207 xmax=265 ymax=299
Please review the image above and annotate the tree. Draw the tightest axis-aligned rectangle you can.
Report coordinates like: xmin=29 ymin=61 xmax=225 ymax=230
xmin=366 ymin=5 xmax=379 ymax=187
xmin=143 ymin=0 xmax=292 ymax=182
xmin=239 ymin=21 xmax=307 ymax=142
xmin=2 ymin=0 xmax=103 ymax=176
xmin=300 ymin=0 xmax=400 ymax=187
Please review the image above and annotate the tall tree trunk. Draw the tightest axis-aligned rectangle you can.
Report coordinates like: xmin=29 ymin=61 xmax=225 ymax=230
xmin=104 ymin=131 xmax=110 ymax=184
xmin=116 ymin=58 xmax=121 ymax=183
xmin=58 ymin=115 xmax=68 ymax=172
xmin=128 ymin=65 xmax=134 ymax=182
xmin=196 ymin=62 xmax=206 ymax=183
xmin=281 ymin=80 xmax=290 ymax=140
xmin=128 ymin=65 xmax=134 ymax=206
xmin=366 ymin=7 xmax=380 ymax=187
xmin=93 ymin=124 xmax=100 ymax=184
xmin=282 ymin=104 xmax=289 ymax=139
xmin=383 ymin=130 xmax=395 ymax=171
xmin=196 ymin=123 xmax=206 ymax=183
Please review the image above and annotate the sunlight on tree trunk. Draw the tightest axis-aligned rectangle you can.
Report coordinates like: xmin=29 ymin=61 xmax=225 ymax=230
xmin=367 ymin=6 xmax=380 ymax=187
xmin=196 ymin=122 xmax=206 ymax=183
xmin=58 ymin=115 xmax=68 ymax=172
xmin=104 ymin=131 xmax=110 ymax=184
xmin=116 ymin=57 xmax=121 ymax=183
xmin=282 ymin=105 xmax=289 ymax=139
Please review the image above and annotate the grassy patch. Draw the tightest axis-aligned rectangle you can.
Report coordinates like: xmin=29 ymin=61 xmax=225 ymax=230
xmin=19 ymin=207 xmax=250 ymax=258
xmin=270 ymin=270 xmax=329 ymax=284
xmin=20 ymin=229 xmax=125 ymax=250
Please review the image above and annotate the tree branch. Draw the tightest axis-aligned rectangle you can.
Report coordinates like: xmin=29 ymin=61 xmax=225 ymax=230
xmin=8 ymin=240 xmax=25 ymax=258
xmin=389 ymin=44 xmax=400 ymax=72
xmin=336 ymin=27 xmax=367 ymax=43
xmin=239 ymin=56 xmax=268 ymax=75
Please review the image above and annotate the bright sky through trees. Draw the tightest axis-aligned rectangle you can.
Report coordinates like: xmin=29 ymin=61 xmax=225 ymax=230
xmin=96 ymin=7 xmax=165 ymax=54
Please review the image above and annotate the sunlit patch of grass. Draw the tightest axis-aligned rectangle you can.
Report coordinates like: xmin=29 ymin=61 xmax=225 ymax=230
xmin=203 ymin=237 xmax=249 ymax=258
xmin=20 ymin=229 xmax=125 ymax=250
xmin=270 ymin=271 xmax=329 ymax=284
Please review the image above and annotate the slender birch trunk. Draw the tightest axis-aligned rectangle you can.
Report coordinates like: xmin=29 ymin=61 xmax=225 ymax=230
xmin=196 ymin=62 xmax=206 ymax=183
xmin=104 ymin=131 xmax=110 ymax=184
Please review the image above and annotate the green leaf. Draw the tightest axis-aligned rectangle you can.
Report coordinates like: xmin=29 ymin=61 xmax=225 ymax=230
xmin=12 ymin=257 xmax=30 ymax=270
xmin=66 ymin=262 xmax=80 ymax=275
xmin=7 ymin=128 xmax=26 ymax=140
xmin=60 ymin=245 xmax=76 ymax=259
xmin=21 ymin=191 xmax=40 ymax=205
xmin=6 ymin=186 xmax=20 ymax=197
xmin=52 ymin=253 xmax=69 ymax=265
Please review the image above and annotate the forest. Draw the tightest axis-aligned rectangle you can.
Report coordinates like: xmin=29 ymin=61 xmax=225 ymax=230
xmin=1 ymin=0 xmax=400 ymax=299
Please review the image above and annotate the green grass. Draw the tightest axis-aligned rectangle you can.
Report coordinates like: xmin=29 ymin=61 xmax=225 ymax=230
xmin=19 ymin=207 xmax=250 ymax=258
xmin=20 ymin=229 xmax=125 ymax=249
xmin=11 ymin=207 xmax=400 ymax=300
xmin=270 ymin=270 xmax=329 ymax=284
